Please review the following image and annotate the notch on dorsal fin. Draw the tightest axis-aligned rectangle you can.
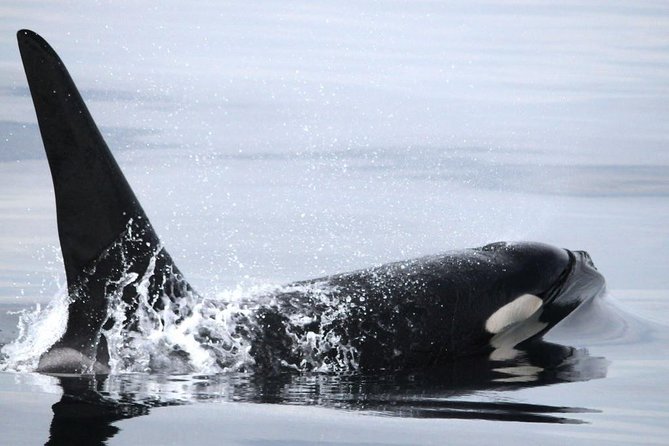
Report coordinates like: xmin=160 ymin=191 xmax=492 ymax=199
xmin=17 ymin=30 xmax=194 ymax=373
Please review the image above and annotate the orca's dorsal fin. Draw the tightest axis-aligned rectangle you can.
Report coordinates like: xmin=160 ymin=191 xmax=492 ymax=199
xmin=17 ymin=30 xmax=193 ymax=373
xmin=17 ymin=29 xmax=146 ymax=284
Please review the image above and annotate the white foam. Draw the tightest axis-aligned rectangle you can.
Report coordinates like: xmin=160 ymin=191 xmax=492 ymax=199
xmin=0 ymin=287 xmax=69 ymax=372
xmin=0 ymin=247 xmax=359 ymax=375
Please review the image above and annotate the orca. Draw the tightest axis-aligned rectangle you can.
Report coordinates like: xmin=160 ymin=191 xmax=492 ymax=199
xmin=15 ymin=29 xmax=606 ymax=374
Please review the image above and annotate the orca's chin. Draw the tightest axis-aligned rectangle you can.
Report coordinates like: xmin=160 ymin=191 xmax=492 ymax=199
xmin=37 ymin=348 xmax=110 ymax=375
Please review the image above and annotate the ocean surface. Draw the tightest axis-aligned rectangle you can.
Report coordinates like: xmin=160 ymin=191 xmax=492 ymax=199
xmin=1 ymin=1 xmax=668 ymax=444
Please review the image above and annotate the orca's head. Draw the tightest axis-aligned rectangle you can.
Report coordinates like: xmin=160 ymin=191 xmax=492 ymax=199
xmin=539 ymin=248 xmax=606 ymax=324
xmin=478 ymin=241 xmax=605 ymax=311
xmin=478 ymin=242 xmax=606 ymax=358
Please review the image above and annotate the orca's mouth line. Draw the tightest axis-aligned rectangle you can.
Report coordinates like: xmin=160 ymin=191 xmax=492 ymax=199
xmin=532 ymin=249 xmax=606 ymax=339
xmin=540 ymin=250 xmax=577 ymax=306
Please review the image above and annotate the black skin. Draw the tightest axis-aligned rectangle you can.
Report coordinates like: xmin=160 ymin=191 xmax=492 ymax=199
xmin=251 ymin=241 xmax=576 ymax=371
xmin=16 ymin=29 xmax=605 ymax=374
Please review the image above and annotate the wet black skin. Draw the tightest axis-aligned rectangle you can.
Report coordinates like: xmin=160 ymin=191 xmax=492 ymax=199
xmin=253 ymin=242 xmax=601 ymax=371
xmin=16 ymin=29 xmax=605 ymax=374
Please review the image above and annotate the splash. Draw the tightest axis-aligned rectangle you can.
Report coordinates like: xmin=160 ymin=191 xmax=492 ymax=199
xmin=0 ymin=288 xmax=69 ymax=372
xmin=102 ymin=279 xmax=361 ymax=374
xmin=0 ymin=250 xmax=360 ymax=375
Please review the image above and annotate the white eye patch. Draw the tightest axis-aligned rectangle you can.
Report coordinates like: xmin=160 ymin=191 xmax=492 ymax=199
xmin=485 ymin=294 xmax=543 ymax=334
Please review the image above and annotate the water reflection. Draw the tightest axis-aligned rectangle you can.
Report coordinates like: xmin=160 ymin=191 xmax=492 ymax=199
xmin=45 ymin=339 xmax=606 ymax=446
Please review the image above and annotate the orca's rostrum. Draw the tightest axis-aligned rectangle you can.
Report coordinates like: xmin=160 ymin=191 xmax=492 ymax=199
xmin=16 ymin=29 xmax=606 ymax=375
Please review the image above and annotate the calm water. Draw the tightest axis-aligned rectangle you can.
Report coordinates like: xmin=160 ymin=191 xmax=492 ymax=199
xmin=1 ymin=1 xmax=668 ymax=445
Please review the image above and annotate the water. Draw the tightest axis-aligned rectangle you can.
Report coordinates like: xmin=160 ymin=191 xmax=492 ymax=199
xmin=1 ymin=1 xmax=668 ymax=444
